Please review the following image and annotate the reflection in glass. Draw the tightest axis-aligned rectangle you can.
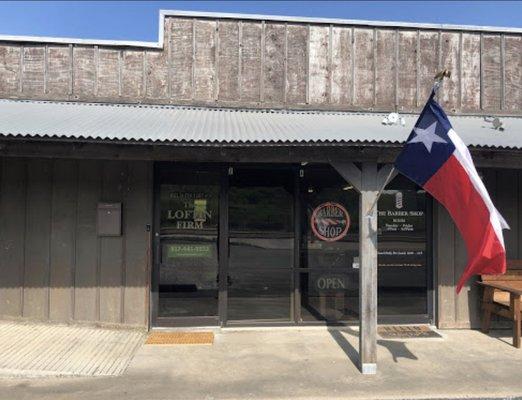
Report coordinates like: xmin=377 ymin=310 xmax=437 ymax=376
xmin=377 ymin=175 xmax=428 ymax=315
xmin=300 ymin=272 xmax=358 ymax=322
xmin=300 ymin=165 xmax=360 ymax=322
xmin=227 ymin=168 xmax=294 ymax=321
xmin=158 ymin=179 xmax=219 ymax=318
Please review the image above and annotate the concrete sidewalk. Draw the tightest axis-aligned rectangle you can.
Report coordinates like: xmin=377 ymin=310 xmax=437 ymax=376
xmin=0 ymin=327 xmax=520 ymax=400
xmin=0 ymin=321 xmax=145 ymax=377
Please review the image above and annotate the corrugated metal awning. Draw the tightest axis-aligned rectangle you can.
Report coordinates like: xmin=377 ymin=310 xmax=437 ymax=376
xmin=0 ymin=99 xmax=521 ymax=149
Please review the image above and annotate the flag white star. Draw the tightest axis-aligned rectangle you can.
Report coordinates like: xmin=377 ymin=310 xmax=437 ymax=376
xmin=408 ymin=121 xmax=447 ymax=153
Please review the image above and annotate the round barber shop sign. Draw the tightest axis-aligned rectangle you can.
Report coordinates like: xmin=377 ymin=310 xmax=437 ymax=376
xmin=311 ymin=202 xmax=350 ymax=242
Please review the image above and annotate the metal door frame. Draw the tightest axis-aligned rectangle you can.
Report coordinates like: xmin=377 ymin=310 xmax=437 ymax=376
xmin=151 ymin=163 xmax=225 ymax=327
xmin=150 ymin=162 xmax=434 ymax=328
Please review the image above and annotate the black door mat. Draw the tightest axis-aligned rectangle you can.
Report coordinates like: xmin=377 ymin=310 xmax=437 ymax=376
xmin=378 ymin=325 xmax=442 ymax=339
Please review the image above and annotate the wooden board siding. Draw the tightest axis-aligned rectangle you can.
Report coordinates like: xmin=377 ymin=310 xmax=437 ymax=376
xmin=146 ymin=50 xmax=168 ymax=99
xmin=0 ymin=157 xmax=152 ymax=328
xmin=217 ymin=21 xmax=239 ymax=102
xmin=0 ymin=44 xmax=21 ymax=95
xmin=73 ymin=46 xmax=96 ymax=98
xmin=503 ymin=36 xmax=522 ymax=112
xmin=330 ymin=26 xmax=352 ymax=106
xmin=0 ymin=16 xmax=519 ymax=114
xmin=397 ymin=31 xmax=417 ymax=111
xmin=193 ymin=20 xmax=217 ymax=102
xmin=22 ymin=46 xmax=45 ymax=95
xmin=263 ymin=23 xmax=286 ymax=104
xmin=121 ymin=50 xmax=144 ymax=99
xmin=437 ymin=168 xmax=522 ymax=329
xmin=286 ymin=24 xmax=308 ymax=104
xmin=239 ymin=21 xmax=262 ymax=102
xmin=99 ymin=161 xmax=126 ymax=324
xmin=460 ymin=34 xmax=481 ymax=112
xmin=23 ymin=159 xmax=53 ymax=319
xmin=481 ymin=35 xmax=502 ymax=111
xmin=74 ymin=160 xmax=101 ymax=322
xmin=374 ymin=29 xmax=395 ymax=109
xmin=168 ymin=18 xmax=193 ymax=100
xmin=353 ymin=28 xmax=374 ymax=109
xmin=97 ymin=48 xmax=120 ymax=99
xmin=418 ymin=32 xmax=439 ymax=106
xmin=0 ymin=158 xmax=26 ymax=316
xmin=47 ymin=45 xmax=71 ymax=96
xmin=439 ymin=32 xmax=460 ymax=112
xmin=308 ymin=25 xmax=330 ymax=105
xmin=49 ymin=159 xmax=77 ymax=321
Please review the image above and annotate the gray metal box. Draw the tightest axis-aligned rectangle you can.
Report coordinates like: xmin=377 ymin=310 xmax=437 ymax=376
xmin=97 ymin=202 xmax=122 ymax=236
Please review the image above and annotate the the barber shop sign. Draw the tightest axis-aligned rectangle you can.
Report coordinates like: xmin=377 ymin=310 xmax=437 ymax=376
xmin=311 ymin=202 xmax=350 ymax=242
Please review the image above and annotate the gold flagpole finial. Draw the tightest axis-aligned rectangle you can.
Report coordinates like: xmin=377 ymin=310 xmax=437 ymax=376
xmin=434 ymin=69 xmax=451 ymax=82
xmin=433 ymin=69 xmax=451 ymax=93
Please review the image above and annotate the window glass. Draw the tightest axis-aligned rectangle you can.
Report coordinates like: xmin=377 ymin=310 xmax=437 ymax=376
xmin=229 ymin=168 xmax=293 ymax=234
xmin=157 ymin=170 xmax=220 ymax=319
xmin=160 ymin=184 xmax=219 ymax=235
xmin=300 ymin=165 xmax=359 ymax=322
xmin=377 ymin=174 xmax=428 ymax=315
xmin=227 ymin=167 xmax=294 ymax=321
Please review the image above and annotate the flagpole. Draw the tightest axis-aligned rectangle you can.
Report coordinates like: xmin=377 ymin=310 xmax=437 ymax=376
xmin=364 ymin=69 xmax=451 ymax=218
xmin=365 ymin=166 xmax=396 ymax=217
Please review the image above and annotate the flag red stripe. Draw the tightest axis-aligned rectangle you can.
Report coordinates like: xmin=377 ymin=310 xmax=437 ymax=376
xmin=424 ymin=154 xmax=506 ymax=292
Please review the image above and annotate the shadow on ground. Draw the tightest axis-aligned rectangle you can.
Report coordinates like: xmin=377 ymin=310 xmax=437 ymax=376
xmin=328 ymin=326 xmax=418 ymax=366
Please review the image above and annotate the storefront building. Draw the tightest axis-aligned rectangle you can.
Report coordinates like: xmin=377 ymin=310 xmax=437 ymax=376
xmin=0 ymin=10 xmax=521 ymax=351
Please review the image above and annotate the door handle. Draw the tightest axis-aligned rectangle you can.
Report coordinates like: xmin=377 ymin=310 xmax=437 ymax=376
xmin=216 ymin=274 xmax=233 ymax=287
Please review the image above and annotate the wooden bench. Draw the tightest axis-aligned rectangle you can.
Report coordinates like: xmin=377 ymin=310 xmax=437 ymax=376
xmin=478 ymin=260 xmax=522 ymax=348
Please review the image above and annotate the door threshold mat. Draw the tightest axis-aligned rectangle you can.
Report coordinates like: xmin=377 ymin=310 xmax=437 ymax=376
xmin=145 ymin=331 xmax=214 ymax=345
xmin=378 ymin=325 xmax=442 ymax=339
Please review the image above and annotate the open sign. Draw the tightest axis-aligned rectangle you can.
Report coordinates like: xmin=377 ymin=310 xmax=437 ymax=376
xmin=311 ymin=202 xmax=350 ymax=242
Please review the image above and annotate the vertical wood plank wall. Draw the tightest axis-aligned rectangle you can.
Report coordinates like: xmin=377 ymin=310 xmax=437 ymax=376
xmin=0 ymin=16 xmax=521 ymax=115
xmin=437 ymin=168 xmax=522 ymax=329
xmin=0 ymin=157 xmax=152 ymax=328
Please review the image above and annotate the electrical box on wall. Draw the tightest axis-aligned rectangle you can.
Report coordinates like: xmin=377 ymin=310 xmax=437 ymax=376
xmin=97 ymin=202 xmax=122 ymax=236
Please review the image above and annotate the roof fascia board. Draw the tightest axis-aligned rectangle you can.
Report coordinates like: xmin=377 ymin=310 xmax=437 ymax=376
xmin=162 ymin=9 xmax=522 ymax=34
xmin=0 ymin=9 xmax=520 ymax=49
xmin=0 ymin=11 xmax=165 ymax=48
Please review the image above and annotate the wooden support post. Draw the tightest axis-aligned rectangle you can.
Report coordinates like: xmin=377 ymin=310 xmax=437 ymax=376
xmin=359 ymin=162 xmax=379 ymax=375
xmin=331 ymin=161 xmax=392 ymax=375
xmin=481 ymin=286 xmax=494 ymax=334
xmin=511 ymin=293 xmax=521 ymax=348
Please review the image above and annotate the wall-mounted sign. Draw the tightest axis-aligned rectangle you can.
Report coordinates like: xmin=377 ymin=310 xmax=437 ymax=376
xmin=311 ymin=202 xmax=350 ymax=242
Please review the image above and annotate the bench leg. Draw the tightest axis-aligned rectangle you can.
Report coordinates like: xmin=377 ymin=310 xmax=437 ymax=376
xmin=481 ymin=287 xmax=494 ymax=334
xmin=510 ymin=294 xmax=521 ymax=349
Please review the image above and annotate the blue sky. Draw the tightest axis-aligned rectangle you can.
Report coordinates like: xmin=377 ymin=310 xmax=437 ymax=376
xmin=0 ymin=1 xmax=521 ymax=41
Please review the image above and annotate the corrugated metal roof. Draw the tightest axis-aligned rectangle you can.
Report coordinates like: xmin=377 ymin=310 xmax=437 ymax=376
xmin=0 ymin=99 xmax=521 ymax=149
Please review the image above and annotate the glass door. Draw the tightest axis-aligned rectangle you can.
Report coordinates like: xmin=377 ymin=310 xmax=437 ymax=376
xmin=153 ymin=166 xmax=221 ymax=326
xmin=299 ymin=165 xmax=360 ymax=323
xmin=227 ymin=167 xmax=295 ymax=322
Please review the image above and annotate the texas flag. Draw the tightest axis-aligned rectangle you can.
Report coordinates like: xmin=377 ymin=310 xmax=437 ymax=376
xmin=395 ymin=91 xmax=509 ymax=293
